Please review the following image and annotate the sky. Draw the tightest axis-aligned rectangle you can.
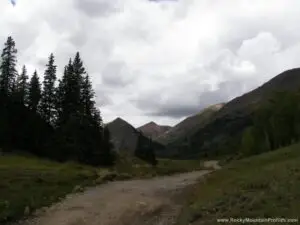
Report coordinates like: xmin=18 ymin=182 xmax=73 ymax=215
xmin=1 ymin=0 xmax=300 ymax=127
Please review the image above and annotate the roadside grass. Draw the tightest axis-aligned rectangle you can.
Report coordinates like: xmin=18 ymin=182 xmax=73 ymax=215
xmin=176 ymin=143 xmax=300 ymax=225
xmin=114 ymin=155 xmax=204 ymax=178
xmin=0 ymin=155 xmax=99 ymax=224
xmin=0 ymin=153 xmax=204 ymax=224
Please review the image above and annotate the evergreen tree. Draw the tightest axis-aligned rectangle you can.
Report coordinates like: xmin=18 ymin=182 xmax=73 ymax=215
xmin=0 ymin=37 xmax=116 ymax=166
xmin=101 ymin=126 xmax=115 ymax=166
xmin=28 ymin=70 xmax=41 ymax=113
xmin=148 ymin=138 xmax=157 ymax=166
xmin=135 ymin=132 xmax=157 ymax=165
xmin=55 ymin=79 xmax=65 ymax=127
xmin=56 ymin=58 xmax=81 ymax=123
xmin=0 ymin=36 xmax=18 ymax=96
xmin=55 ymin=55 xmax=114 ymax=166
xmin=240 ymin=90 xmax=300 ymax=158
xmin=39 ymin=53 xmax=57 ymax=125
xmin=55 ymin=65 xmax=69 ymax=127
xmin=81 ymin=74 xmax=95 ymax=117
xmin=56 ymin=52 xmax=85 ymax=122
xmin=15 ymin=65 xmax=29 ymax=105
xmin=241 ymin=127 xmax=257 ymax=156
xmin=73 ymin=52 xmax=85 ymax=114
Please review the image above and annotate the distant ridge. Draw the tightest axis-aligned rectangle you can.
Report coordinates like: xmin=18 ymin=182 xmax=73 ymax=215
xmin=137 ymin=121 xmax=171 ymax=139
xmin=156 ymin=103 xmax=225 ymax=145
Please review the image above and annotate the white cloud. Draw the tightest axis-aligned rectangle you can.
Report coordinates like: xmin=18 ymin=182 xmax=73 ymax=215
xmin=1 ymin=0 xmax=300 ymax=127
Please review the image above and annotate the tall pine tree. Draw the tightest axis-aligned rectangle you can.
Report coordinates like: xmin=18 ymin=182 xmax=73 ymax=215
xmin=55 ymin=54 xmax=114 ymax=166
xmin=55 ymin=59 xmax=78 ymax=126
xmin=39 ymin=53 xmax=57 ymax=125
xmin=81 ymin=74 xmax=95 ymax=117
xmin=0 ymin=36 xmax=18 ymax=96
xmin=73 ymin=52 xmax=85 ymax=111
xmin=28 ymin=70 xmax=41 ymax=113
xmin=15 ymin=65 xmax=29 ymax=105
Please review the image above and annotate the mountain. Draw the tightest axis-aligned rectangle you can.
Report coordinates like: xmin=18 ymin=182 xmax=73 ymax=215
xmin=106 ymin=117 xmax=165 ymax=158
xmin=167 ymin=68 xmax=300 ymax=159
xmin=156 ymin=103 xmax=225 ymax=145
xmin=137 ymin=122 xmax=171 ymax=139
xmin=106 ymin=117 xmax=139 ymax=155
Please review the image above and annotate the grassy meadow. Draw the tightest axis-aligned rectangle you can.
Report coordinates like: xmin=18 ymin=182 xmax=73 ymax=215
xmin=176 ymin=143 xmax=300 ymax=225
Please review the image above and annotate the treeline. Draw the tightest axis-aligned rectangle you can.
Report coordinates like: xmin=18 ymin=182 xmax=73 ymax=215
xmin=0 ymin=36 xmax=115 ymax=166
xmin=240 ymin=90 xmax=300 ymax=156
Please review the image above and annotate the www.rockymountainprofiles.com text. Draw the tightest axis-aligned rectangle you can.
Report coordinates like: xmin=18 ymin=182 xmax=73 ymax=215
xmin=217 ymin=217 xmax=299 ymax=223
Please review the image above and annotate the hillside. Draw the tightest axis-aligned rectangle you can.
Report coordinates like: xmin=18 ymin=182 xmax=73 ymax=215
xmin=137 ymin=122 xmax=171 ymax=139
xmin=170 ymin=68 xmax=300 ymax=158
xmin=217 ymin=68 xmax=300 ymax=118
xmin=177 ymin=143 xmax=300 ymax=225
xmin=156 ymin=103 xmax=225 ymax=145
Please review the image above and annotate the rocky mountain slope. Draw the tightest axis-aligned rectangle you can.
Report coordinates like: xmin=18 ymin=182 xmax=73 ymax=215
xmin=137 ymin=122 xmax=171 ymax=139
xmin=156 ymin=103 xmax=225 ymax=145
xmin=176 ymin=68 xmax=300 ymax=158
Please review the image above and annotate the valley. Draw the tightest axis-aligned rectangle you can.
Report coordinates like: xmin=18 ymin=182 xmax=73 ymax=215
xmin=2 ymin=3 xmax=300 ymax=224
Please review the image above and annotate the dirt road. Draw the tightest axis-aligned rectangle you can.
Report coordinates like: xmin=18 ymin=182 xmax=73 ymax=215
xmin=18 ymin=162 xmax=219 ymax=225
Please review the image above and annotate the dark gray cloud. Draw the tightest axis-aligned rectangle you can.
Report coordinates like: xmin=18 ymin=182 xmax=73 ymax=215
xmin=136 ymin=77 xmax=260 ymax=119
xmin=146 ymin=91 xmax=226 ymax=118
xmin=73 ymin=0 xmax=120 ymax=18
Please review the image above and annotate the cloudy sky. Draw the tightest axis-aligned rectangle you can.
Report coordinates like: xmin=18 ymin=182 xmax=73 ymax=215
xmin=1 ymin=0 xmax=300 ymax=127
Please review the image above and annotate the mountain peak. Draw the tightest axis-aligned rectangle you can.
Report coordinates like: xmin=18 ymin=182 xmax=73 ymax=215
xmin=146 ymin=121 xmax=157 ymax=126
xmin=106 ymin=117 xmax=165 ymax=156
xmin=111 ymin=117 xmax=127 ymax=124
xmin=138 ymin=121 xmax=171 ymax=139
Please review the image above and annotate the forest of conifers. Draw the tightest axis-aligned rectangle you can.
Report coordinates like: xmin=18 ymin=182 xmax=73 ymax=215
xmin=0 ymin=36 xmax=115 ymax=166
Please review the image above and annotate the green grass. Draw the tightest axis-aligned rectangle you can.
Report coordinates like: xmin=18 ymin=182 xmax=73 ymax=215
xmin=176 ymin=143 xmax=300 ymax=225
xmin=0 ymin=153 xmax=203 ymax=224
xmin=0 ymin=155 xmax=99 ymax=224
xmin=114 ymin=155 xmax=203 ymax=178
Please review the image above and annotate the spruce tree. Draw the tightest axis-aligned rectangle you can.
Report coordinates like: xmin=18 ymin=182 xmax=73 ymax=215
xmin=56 ymin=59 xmax=82 ymax=124
xmin=39 ymin=53 xmax=57 ymax=125
xmin=28 ymin=70 xmax=41 ymax=113
xmin=15 ymin=65 xmax=29 ymax=105
xmin=73 ymin=52 xmax=85 ymax=114
xmin=0 ymin=36 xmax=18 ymax=96
xmin=55 ymin=65 xmax=69 ymax=127
xmin=81 ymin=74 xmax=95 ymax=117
xmin=55 ymin=80 xmax=65 ymax=127
xmin=55 ymin=53 xmax=115 ymax=166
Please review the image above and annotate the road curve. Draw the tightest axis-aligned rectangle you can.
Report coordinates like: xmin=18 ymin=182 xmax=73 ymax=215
xmin=17 ymin=162 xmax=219 ymax=225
